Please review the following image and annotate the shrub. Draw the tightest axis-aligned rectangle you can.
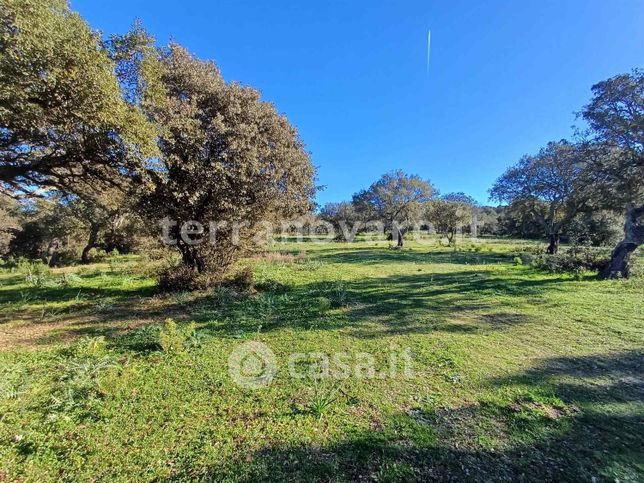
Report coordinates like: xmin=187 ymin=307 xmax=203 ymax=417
xmin=225 ymin=266 xmax=255 ymax=293
xmin=530 ymin=247 xmax=611 ymax=275
xmin=158 ymin=265 xmax=222 ymax=292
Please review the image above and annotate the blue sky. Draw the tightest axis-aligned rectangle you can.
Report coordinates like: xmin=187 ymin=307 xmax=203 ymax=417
xmin=73 ymin=0 xmax=644 ymax=206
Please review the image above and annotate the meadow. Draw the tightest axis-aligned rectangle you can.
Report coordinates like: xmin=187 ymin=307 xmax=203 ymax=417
xmin=0 ymin=238 xmax=642 ymax=481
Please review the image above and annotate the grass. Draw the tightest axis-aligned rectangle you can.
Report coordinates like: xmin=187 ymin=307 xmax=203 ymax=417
xmin=0 ymin=239 xmax=642 ymax=481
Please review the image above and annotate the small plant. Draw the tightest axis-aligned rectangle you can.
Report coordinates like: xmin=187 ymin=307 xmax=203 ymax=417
xmin=330 ymin=281 xmax=349 ymax=308
xmin=50 ymin=340 xmax=117 ymax=418
xmin=158 ymin=318 xmax=196 ymax=353
xmin=315 ymin=296 xmax=332 ymax=312
xmin=94 ymin=299 xmax=115 ymax=313
xmin=22 ymin=261 xmax=57 ymax=287
xmin=513 ymin=256 xmax=523 ymax=266
xmin=212 ymin=285 xmax=241 ymax=306
xmin=174 ymin=291 xmax=190 ymax=305
xmin=70 ymin=336 xmax=108 ymax=359
xmin=373 ymin=462 xmax=416 ymax=483
xmin=309 ymin=381 xmax=340 ymax=418
xmin=60 ymin=272 xmax=82 ymax=287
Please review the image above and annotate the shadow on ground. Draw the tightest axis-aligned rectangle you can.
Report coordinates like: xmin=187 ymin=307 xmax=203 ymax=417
xmin=316 ymin=247 xmax=512 ymax=266
xmin=173 ymin=350 xmax=644 ymax=481
xmin=1 ymin=261 xmax=574 ymax=348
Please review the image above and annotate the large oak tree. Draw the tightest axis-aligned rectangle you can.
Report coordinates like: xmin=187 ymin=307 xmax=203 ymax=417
xmin=352 ymin=170 xmax=433 ymax=247
xmin=138 ymin=45 xmax=316 ymax=288
xmin=0 ymin=0 xmax=155 ymax=197
xmin=582 ymin=70 xmax=644 ymax=278
xmin=490 ymin=141 xmax=593 ymax=254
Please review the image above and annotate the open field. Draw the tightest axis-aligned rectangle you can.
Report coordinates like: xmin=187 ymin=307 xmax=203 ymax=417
xmin=0 ymin=240 xmax=642 ymax=481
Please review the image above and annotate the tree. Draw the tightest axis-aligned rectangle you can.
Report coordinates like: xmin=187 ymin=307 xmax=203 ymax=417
xmin=138 ymin=45 xmax=315 ymax=288
xmin=427 ymin=193 xmax=475 ymax=245
xmin=318 ymin=201 xmax=360 ymax=241
xmin=8 ymin=197 xmax=85 ymax=266
xmin=472 ymin=206 xmax=501 ymax=236
xmin=496 ymin=200 xmax=551 ymax=239
xmin=0 ymin=0 xmax=156 ymax=197
xmin=582 ymin=70 xmax=644 ymax=278
xmin=490 ymin=141 xmax=593 ymax=254
xmin=63 ymin=189 xmax=130 ymax=263
xmin=352 ymin=170 xmax=433 ymax=247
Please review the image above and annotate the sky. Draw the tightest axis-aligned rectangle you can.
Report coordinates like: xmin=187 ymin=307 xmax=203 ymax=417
xmin=73 ymin=0 xmax=644 ymax=206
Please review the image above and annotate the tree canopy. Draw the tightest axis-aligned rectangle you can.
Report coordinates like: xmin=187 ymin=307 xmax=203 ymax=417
xmin=0 ymin=0 xmax=156 ymax=197
xmin=490 ymin=141 xmax=594 ymax=253
xmin=352 ymin=170 xmax=433 ymax=246
xmin=137 ymin=45 xmax=316 ymax=287
xmin=581 ymin=69 xmax=644 ymax=277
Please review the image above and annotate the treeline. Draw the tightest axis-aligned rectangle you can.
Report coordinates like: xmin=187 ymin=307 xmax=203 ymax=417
xmin=319 ymin=69 xmax=643 ymax=279
xmin=317 ymin=173 xmax=624 ymax=247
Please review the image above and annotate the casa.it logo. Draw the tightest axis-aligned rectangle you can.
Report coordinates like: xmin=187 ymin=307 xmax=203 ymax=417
xmin=228 ymin=341 xmax=277 ymax=389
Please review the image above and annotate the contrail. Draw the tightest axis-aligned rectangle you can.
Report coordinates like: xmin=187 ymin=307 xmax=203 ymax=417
xmin=426 ymin=29 xmax=431 ymax=75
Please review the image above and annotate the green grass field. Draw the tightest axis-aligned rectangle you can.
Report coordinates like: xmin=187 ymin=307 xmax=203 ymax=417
xmin=0 ymin=239 xmax=642 ymax=481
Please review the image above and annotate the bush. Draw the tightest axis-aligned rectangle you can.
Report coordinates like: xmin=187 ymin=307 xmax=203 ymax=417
xmin=158 ymin=265 xmax=222 ymax=292
xmin=224 ymin=266 xmax=255 ymax=293
xmin=530 ymin=247 xmax=611 ymax=275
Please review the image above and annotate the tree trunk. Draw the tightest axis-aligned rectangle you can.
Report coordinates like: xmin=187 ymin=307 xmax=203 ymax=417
xmin=600 ymin=204 xmax=644 ymax=279
xmin=547 ymin=233 xmax=560 ymax=254
xmin=178 ymin=244 xmax=205 ymax=273
xmin=396 ymin=227 xmax=404 ymax=247
xmin=81 ymin=224 xmax=100 ymax=263
xmin=46 ymin=239 xmax=60 ymax=267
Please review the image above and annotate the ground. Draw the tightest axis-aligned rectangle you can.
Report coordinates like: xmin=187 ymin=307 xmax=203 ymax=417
xmin=0 ymin=239 xmax=642 ymax=481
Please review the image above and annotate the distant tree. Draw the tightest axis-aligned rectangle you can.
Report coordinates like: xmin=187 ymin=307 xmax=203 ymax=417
xmin=427 ymin=193 xmax=475 ymax=245
xmin=64 ymin=189 xmax=130 ymax=263
xmin=490 ymin=141 xmax=593 ymax=254
xmin=9 ymin=198 xmax=84 ymax=266
xmin=318 ymin=201 xmax=360 ymax=241
xmin=495 ymin=200 xmax=544 ymax=239
xmin=352 ymin=170 xmax=433 ymax=247
xmin=473 ymin=206 xmax=501 ymax=236
xmin=0 ymin=0 xmax=156 ymax=197
xmin=138 ymin=45 xmax=316 ymax=288
xmin=582 ymin=70 xmax=644 ymax=278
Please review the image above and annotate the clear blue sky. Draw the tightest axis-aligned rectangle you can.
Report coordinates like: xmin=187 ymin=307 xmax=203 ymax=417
xmin=73 ymin=0 xmax=643 ymax=206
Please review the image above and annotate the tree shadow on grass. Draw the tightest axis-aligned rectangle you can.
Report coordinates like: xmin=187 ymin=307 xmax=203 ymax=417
xmin=189 ymin=268 xmax=563 ymax=340
xmin=1 ymin=265 xmax=574 ymax=349
xmin=316 ymin=247 xmax=511 ymax=266
xmin=178 ymin=350 xmax=643 ymax=481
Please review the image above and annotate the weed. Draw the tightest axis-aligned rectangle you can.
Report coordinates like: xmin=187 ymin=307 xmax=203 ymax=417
xmin=158 ymin=318 xmax=196 ymax=353
xmin=309 ymin=380 xmax=341 ymax=418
